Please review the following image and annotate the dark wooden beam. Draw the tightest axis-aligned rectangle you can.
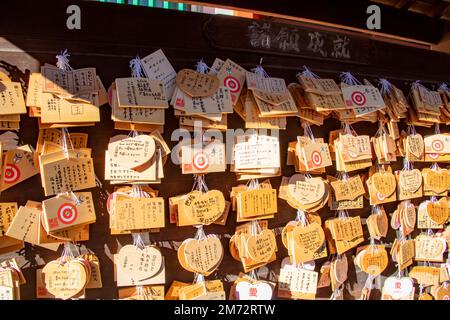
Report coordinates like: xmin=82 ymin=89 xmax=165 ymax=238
xmin=431 ymin=3 xmax=449 ymax=18
xmin=173 ymin=0 xmax=445 ymax=44
xmin=395 ymin=0 xmax=417 ymax=9
xmin=0 ymin=0 xmax=448 ymax=82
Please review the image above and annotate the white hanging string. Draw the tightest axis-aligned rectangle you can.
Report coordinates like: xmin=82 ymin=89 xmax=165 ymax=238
xmin=136 ymin=285 xmax=148 ymax=300
xmin=430 ymin=161 xmax=440 ymax=172
xmin=131 ymin=184 xmax=140 ymax=198
xmin=330 ymin=287 xmax=342 ymax=300
xmin=127 ymin=130 xmax=141 ymax=139
xmin=192 ymin=225 xmax=207 ymax=287
xmin=60 ymin=242 xmax=75 ymax=262
xmin=337 ymin=209 xmax=349 ymax=220
xmin=199 ymin=175 xmax=208 ymax=193
xmin=408 ymin=80 xmax=423 ymax=100
xmin=374 ymin=120 xmax=388 ymax=138
xmin=425 ymin=228 xmax=435 ymax=236
xmin=406 ymin=124 xmax=417 ymax=136
xmin=195 ymin=59 xmax=210 ymax=74
xmin=295 ymin=210 xmax=308 ymax=227
xmin=193 ymin=273 xmax=206 ymax=285
xmin=419 ymin=284 xmax=425 ymax=296
xmin=250 ymin=219 xmax=262 ymax=237
xmin=95 ymin=174 xmax=105 ymax=190
xmin=129 ymin=56 xmax=144 ymax=78
xmin=249 ymin=269 xmax=259 ymax=282
xmin=58 ymin=127 xmax=81 ymax=255
xmin=378 ymin=78 xmax=393 ymax=96
xmin=192 ymin=174 xmax=209 ymax=193
xmin=61 ymin=128 xmax=74 ymax=160
xmin=411 ymin=80 xmax=423 ymax=90
xmin=175 ymin=174 xmax=213 ymax=287
xmin=67 ymin=191 xmax=82 ymax=205
xmin=191 ymin=174 xmax=199 ymax=192
xmin=301 ymin=120 xmax=315 ymax=143
xmin=396 ymin=262 xmax=403 ymax=279
xmin=128 ymin=56 xmax=145 ymax=138
xmin=371 ymin=205 xmax=381 ymax=216
xmin=56 ymin=49 xmax=73 ymax=72
xmin=245 ymin=179 xmax=262 ymax=239
xmin=56 ymin=130 xmax=81 ymax=204
xmin=304 ymin=172 xmax=313 ymax=180
xmin=128 ymin=58 xmax=145 ymax=138
xmin=340 ymin=72 xmax=361 ymax=85
xmin=246 ymin=178 xmax=260 ymax=190
xmin=299 ymin=66 xmax=319 ymax=79
xmin=194 ymin=225 xmax=207 ymax=240
xmin=361 ymin=274 xmax=375 ymax=300
xmin=438 ymin=83 xmax=449 ymax=92
xmin=132 ymin=233 xmax=146 ymax=249
xmin=402 ymin=156 xmax=413 ymax=172
xmin=251 ymin=58 xmax=269 ymax=78
xmin=342 ymin=121 xmax=357 ymax=136
xmin=377 ymin=163 xmax=387 ymax=176
xmin=434 ymin=123 xmax=441 ymax=135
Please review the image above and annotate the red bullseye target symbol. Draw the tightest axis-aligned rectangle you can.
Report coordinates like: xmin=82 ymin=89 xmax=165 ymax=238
xmin=223 ymin=76 xmax=240 ymax=93
xmin=193 ymin=152 xmax=209 ymax=171
xmin=311 ymin=151 xmax=322 ymax=166
xmin=57 ymin=203 xmax=78 ymax=225
xmin=351 ymin=91 xmax=366 ymax=106
xmin=4 ymin=164 xmax=20 ymax=183
xmin=428 ymin=153 xmax=439 ymax=159
xmin=431 ymin=139 xmax=443 ymax=152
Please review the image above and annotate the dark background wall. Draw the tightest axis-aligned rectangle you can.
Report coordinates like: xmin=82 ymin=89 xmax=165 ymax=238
xmin=0 ymin=0 xmax=449 ymax=299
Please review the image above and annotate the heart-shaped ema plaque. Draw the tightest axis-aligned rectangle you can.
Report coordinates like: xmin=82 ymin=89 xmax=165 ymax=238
xmin=116 ymin=244 xmax=163 ymax=281
xmin=372 ymin=172 xmax=396 ymax=197
xmin=359 ymin=246 xmax=388 ymax=276
xmin=406 ymin=134 xmax=424 ymax=158
xmin=290 ymin=222 xmax=326 ymax=262
xmin=433 ymin=285 xmax=450 ymax=300
xmin=180 ymin=236 xmax=223 ymax=275
xmin=426 ymin=200 xmax=449 ymax=225
xmin=424 ymin=169 xmax=450 ymax=194
xmin=176 ymin=69 xmax=220 ymax=98
xmin=179 ymin=190 xmax=226 ymax=225
xmin=399 ymin=169 xmax=422 ymax=193
xmin=245 ymin=229 xmax=277 ymax=263
xmin=42 ymin=259 xmax=88 ymax=300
